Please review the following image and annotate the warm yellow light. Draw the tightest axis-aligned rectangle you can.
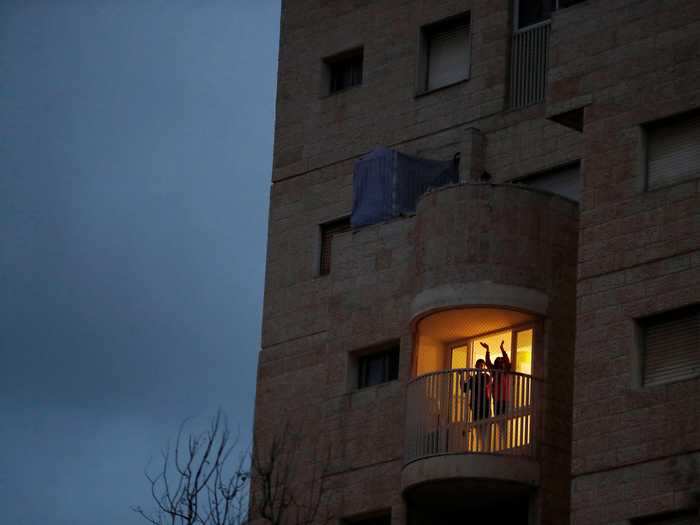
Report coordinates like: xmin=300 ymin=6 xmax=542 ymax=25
xmin=515 ymin=329 xmax=533 ymax=375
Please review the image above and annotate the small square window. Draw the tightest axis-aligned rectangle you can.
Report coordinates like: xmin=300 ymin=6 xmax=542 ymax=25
xmin=418 ymin=14 xmax=470 ymax=93
xmin=639 ymin=304 xmax=700 ymax=386
xmin=357 ymin=344 xmax=399 ymax=389
xmin=319 ymin=217 xmax=351 ymax=276
xmin=645 ymin=108 xmax=700 ymax=190
xmin=323 ymin=47 xmax=363 ymax=95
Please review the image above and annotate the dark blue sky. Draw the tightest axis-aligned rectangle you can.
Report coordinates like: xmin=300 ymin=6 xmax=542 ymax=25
xmin=0 ymin=2 xmax=279 ymax=523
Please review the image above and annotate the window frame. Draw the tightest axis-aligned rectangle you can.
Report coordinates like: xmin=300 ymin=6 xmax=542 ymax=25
xmin=416 ymin=12 xmax=471 ymax=96
xmin=353 ymin=342 xmax=400 ymax=390
xmin=636 ymin=303 xmax=700 ymax=388
xmin=513 ymin=0 xmax=587 ymax=30
xmin=509 ymin=160 xmax=582 ymax=202
xmin=447 ymin=321 xmax=538 ymax=374
xmin=318 ymin=216 xmax=351 ymax=276
xmin=322 ymin=47 xmax=364 ymax=96
xmin=642 ymin=107 xmax=700 ymax=191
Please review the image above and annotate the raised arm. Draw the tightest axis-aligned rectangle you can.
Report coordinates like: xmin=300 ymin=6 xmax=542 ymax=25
xmin=500 ymin=340 xmax=511 ymax=369
xmin=480 ymin=342 xmax=493 ymax=368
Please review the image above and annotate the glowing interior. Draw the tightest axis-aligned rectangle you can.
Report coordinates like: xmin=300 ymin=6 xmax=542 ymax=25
xmin=415 ymin=308 xmax=536 ymax=377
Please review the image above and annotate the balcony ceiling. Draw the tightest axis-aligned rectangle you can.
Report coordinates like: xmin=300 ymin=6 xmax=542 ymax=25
xmin=417 ymin=307 xmax=535 ymax=343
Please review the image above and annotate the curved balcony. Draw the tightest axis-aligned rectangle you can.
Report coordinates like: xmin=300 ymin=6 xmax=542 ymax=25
xmin=406 ymin=368 xmax=541 ymax=461
xmin=402 ymin=368 xmax=542 ymax=496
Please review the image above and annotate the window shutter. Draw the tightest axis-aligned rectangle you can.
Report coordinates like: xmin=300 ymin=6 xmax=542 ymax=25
xmin=642 ymin=305 xmax=700 ymax=386
xmin=647 ymin=111 xmax=700 ymax=189
xmin=427 ymin=22 xmax=470 ymax=91
xmin=516 ymin=163 xmax=581 ymax=201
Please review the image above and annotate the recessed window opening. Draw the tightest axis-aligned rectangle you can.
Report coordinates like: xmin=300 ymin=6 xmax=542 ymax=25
xmin=645 ymin=108 xmax=700 ymax=190
xmin=511 ymin=161 xmax=581 ymax=201
xmin=515 ymin=0 xmax=586 ymax=30
xmin=324 ymin=47 xmax=363 ymax=95
xmin=356 ymin=342 xmax=400 ymax=389
xmin=419 ymin=13 xmax=471 ymax=93
xmin=319 ymin=217 xmax=351 ymax=276
xmin=639 ymin=304 xmax=700 ymax=386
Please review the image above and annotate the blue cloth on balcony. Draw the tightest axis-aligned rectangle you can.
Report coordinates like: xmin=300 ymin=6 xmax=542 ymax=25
xmin=351 ymin=148 xmax=395 ymax=227
xmin=351 ymin=147 xmax=458 ymax=227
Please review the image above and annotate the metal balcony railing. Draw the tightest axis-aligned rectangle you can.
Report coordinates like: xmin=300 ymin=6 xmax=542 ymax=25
xmin=509 ymin=20 xmax=551 ymax=109
xmin=405 ymin=368 xmax=541 ymax=463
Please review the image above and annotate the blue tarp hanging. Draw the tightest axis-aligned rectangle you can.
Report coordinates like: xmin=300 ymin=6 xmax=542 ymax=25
xmin=351 ymin=147 xmax=458 ymax=227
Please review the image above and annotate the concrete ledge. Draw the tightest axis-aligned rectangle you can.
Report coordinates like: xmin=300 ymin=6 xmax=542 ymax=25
xmin=410 ymin=282 xmax=549 ymax=323
xmin=402 ymin=453 xmax=540 ymax=493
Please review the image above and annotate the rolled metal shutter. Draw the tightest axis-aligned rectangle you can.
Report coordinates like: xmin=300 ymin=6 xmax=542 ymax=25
xmin=518 ymin=163 xmax=581 ymax=201
xmin=647 ymin=111 xmax=700 ymax=189
xmin=427 ymin=22 xmax=470 ymax=91
xmin=642 ymin=305 xmax=699 ymax=386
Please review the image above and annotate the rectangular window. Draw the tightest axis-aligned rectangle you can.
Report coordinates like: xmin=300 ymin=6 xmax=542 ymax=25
xmin=639 ymin=304 xmax=700 ymax=386
xmin=449 ymin=328 xmax=533 ymax=375
xmin=645 ymin=109 xmax=700 ymax=190
xmin=515 ymin=0 xmax=586 ymax=29
xmin=419 ymin=14 xmax=470 ymax=93
xmin=512 ymin=162 xmax=581 ymax=201
xmin=319 ymin=217 xmax=351 ymax=276
xmin=357 ymin=344 xmax=399 ymax=389
xmin=324 ymin=47 xmax=363 ymax=95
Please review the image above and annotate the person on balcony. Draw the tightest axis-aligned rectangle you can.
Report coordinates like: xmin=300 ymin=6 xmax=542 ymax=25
xmin=463 ymin=359 xmax=491 ymax=452
xmin=481 ymin=340 xmax=512 ymax=450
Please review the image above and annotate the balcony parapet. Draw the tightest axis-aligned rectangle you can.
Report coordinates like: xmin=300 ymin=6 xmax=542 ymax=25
xmin=405 ymin=368 xmax=542 ymax=463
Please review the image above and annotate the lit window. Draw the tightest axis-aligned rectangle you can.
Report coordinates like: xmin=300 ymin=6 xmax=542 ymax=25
xmin=419 ymin=14 xmax=470 ymax=93
xmin=645 ymin=109 xmax=700 ymax=190
xmin=357 ymin=344 xmax=399 ymax=389
xmin=449 ymin=328 xmax=533 ymax=376
xmin=639 ymin=304 xmax=700 ymax=386
xmin=324 ymin=47 xmax=363 ymax=95
xmin=319 ymin=217 xmax=351 ymax=276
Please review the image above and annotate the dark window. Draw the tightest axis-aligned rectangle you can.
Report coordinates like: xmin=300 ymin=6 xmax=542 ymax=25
xmin=512 ymin=162 xmax=581 ymax=201
xmin=645 ymin=108 xmax=700 ymax=190
xmin=324 ymin=48 xmax=363 ymax=94
xmin=515 ymin=0 xmax=586 ymax=29
xmin=516 ymin=0 xmax=555 ymax=29
xmin=343 ymin=510 xmax=392 ymax=525
xmin=358 ymin=345 xmax=399 ymax=389
xmin=319 ymin=217 xmax=351 ymax=276
xmin=419 ymin=14 xmax=470 ymax=93
xmin=639 ymin=304 xmax=700 ymax=386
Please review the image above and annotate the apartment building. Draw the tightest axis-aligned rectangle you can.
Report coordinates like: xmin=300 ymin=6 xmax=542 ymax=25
xmin=251 ymin=1 xmax=700 ymax=523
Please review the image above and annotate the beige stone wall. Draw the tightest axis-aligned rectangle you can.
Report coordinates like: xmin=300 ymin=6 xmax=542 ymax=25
xmin=253 ymin=0 xmax=700 ymax=523
xmin=548 ymin=1 xmax=700 ymax=524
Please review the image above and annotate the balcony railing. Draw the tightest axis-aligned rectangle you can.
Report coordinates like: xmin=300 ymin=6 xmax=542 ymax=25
xmin=509 ymin=20 xmax=551 ymax=109
xmin=405 ymin=368 xmax=541 ymax=463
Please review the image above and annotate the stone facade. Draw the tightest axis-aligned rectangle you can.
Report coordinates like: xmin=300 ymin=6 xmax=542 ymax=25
xmin=252 ymin=0 xmax=700 ymax=523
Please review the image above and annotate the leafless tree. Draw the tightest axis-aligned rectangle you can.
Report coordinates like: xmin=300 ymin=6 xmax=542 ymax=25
xmin=250 ymin=423 xmax=333 ymax=525
xmin=135 ymin=413 xmax=333 ymax=525
xmin=133 ymin=410 xmax=249 ymax=525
